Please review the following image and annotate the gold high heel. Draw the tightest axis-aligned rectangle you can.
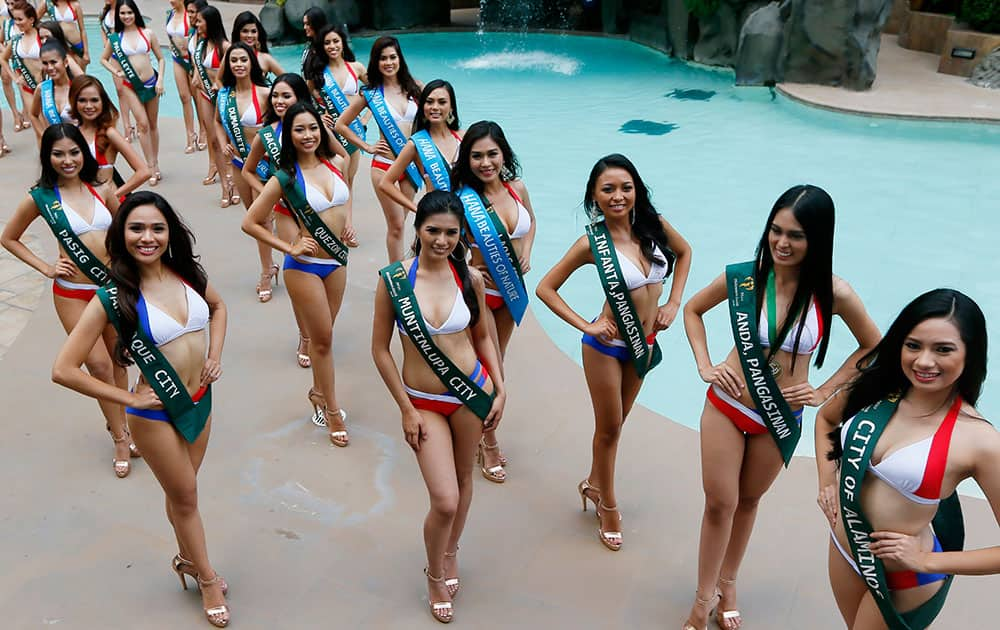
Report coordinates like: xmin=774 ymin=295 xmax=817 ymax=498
xmin=424 ymin=568 xmax=454 ymax=624
xmin=577 ymin=479 xmax=600 ymax=512
xmin=196 ymin=574 xmax=231 ymax=627
xmin=307 ymin=387 xmax=326 ymax=427
xmin=296 ymin=335 xmax=311 ymax=368
xmin=171 ymin=554 xmax=228 ymax=595
xmin=110 ymin=432 xmax=131 ymax=478
xmin=715 ymin=577 xmax=742 ymax=629
xmin=476 ymin=437 xmax=506 ymax=483
xmin=596 ymin=502 xmax=623 ymax=551
xmin=443 ymin=547 xmax=459 ymax=597
xmin=325 ymin=406 xmax=349 ymax=447
xmin=256 ymin=264 xmax=278 ymax=303
xmin=683 ymin=590 xmax=721 ymax=630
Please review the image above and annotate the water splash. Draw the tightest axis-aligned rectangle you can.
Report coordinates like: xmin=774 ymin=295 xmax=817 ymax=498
xmin=665 ymin=88 xmax=716 ymax=101
xmin=457 ymin=51 xmax=581 ymax=75
xmin=619 ymin=120 xmax=679 ymax=136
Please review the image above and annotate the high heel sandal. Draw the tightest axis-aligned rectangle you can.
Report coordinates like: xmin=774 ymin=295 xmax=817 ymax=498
xmin=196 ymin=133 xmax=208 ymax=151
xmin=148 ymin=168 xmax=162 ymax=187
xmin=256 ymin=264 xmax=278 ymax=303
xmin=715 ymin=577 xmax=742 ymax=629
xmin=0 ymin=137 xmax=10 ymax=156
xmin=13 ymin=116 xmax=29 ymax=132
xmin=683 ymin=590 xmax=721 ymax=630
xmin=577 ymin=479 xmax=600 ymax=512
xmin=307 ymin=387 xmax=326 ymax=427
xmin=443 ymin=547 xmax=460 ymax=597
xmin=296 ymin=335 xmax=311 ymax=368
xmin=109 ymin=432 xmax=131 ymax=478
xmin=196 ymin=574 xmax=231 ymax=627
xmin=227 ymin=174 xmax=240 ymax=206
xmin=596 ymin=502 xmax=623 ymax=551
xmin=476 ymin=437 xmax=506 ymax=483
xmin=325 ymin=406 xmax=349 ymax=447
xmin=127 ymin=125 xmax=137 ymax=143
xmin=202 ymin=167 xmax=218 ymax=185
xmin=171 ymin=555 xmax=228 ymax=595
xmin=424 ymin=568 xmax=454 ymax=624
xmin=185 ymin=133 xmax=197 ymax=154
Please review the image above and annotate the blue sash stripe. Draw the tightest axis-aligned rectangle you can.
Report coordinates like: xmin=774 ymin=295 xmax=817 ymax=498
xmin=323 ymin=67 xmax=365 ymax=138
xmin=40 ymin=79 xmax=61 ymax=125
xmin=457 ymin=186 xmax=529 ymax=324
xmin=363 ymin=87 xmax=422 ymax=189
xmin=410 ymin=130 xmax=451 ymax=191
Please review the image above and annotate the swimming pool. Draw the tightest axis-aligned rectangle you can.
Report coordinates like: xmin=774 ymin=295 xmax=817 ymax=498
xmin=19 ymin=26 xmax=1000 ymax=465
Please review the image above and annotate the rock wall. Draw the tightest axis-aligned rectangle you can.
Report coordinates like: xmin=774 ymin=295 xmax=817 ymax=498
xmin=259 ymin=0 xmax=446 ymax=45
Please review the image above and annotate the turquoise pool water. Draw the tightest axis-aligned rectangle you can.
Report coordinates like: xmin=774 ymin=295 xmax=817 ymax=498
xmin=14 ymin=26 xmax=1000 ymax=466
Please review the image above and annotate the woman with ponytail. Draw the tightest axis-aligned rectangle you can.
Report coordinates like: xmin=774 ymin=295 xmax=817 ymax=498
xmin=372 ymin=190 xmax=505 ymax=624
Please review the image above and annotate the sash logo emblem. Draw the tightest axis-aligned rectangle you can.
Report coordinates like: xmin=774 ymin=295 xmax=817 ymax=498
xmin=740 ymin=276 xmax=754 ymax=291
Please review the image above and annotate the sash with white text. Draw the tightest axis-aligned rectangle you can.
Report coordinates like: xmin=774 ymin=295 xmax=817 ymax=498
xmin=363 ymin=86 xmax=421 ymax=189
xmin=839 ymin=396 xmax=963 ymax=629
xmin=10 ymin=37 xmax=38 ymax=91
xmin=30 ymin=186 xmax=110 ymax=286
xmin=410 ymin=130 xmax=450 ymax=191
xmin=586 ymin=221 xmax=661 ymax=378
xmin=193 ymin=38 xmax=216 ymax=101
xmin=725 ymin=260 xmax=800 ymax=465
xmin=275 ymin=163 xmax=349 ymax=265
xmin=217 ymin=86 xmax=268 ymax=178
xmin=97 ymin=283 xmax=212 ymax=443
xmin=109 ymin=32 xmax=157 ymax=103
xmin=322 ymin=67 xmax=364 ymax=139
xmin=457 ymin=186 xmax=528 ymax=325
xmin=39 ymin=79 xmax=62 ymax=125
xmin=256 ymin=123 xmax=280 ymax=181
xmin=165 ymin=11 xmax=193 ymax=75
xmin=380 ymin=261 xmax=493 ymax=421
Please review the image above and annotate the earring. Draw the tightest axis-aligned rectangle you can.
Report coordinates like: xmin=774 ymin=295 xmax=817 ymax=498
xmin=167 ymin=244 xmax=173 ymax=258
xmin=630 ymin=209 xmax=635 ymax=225
xmin=446 ymin=112 xmax=455 ymax=124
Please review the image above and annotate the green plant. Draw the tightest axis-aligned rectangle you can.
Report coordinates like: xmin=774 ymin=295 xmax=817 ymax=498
xmin=961 ymin=0 xmax=1000 ymax=33
xmin=683 ymin=0 xmax=721 ymax=20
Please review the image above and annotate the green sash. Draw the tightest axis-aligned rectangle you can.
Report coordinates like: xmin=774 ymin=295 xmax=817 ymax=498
xmin=108 ymin=31 xmax=156 ymax=103
xmin=275 ymin=164 xmax=349 ymax=266
xmin=257 ymin=123 xmax=281 ymax=181
xmin=10 ymin=36 xmax=38 ymax=92
xmin=585 ymin=221 xmax=662 ymax=378
xmin=380 ymin=261 xmax=494 ymax=421
xmin=97 ymin=283 xmax=211 ymax=443
xmin=165 ymin=9 xmax=192 ymax=74
xmin=839 ymin=396 xmax=964 ymax=629
xmin=29 ymin=186 xmax=110 ymax=286
xmin=724 ymin=261 xmax=800 ymax=465
xmin=193 ymin=38 xmax=216 ymax=101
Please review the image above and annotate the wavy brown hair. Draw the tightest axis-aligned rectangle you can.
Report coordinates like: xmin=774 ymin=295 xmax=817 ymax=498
xmin=69 ymin=75 xmax=119 ymax=159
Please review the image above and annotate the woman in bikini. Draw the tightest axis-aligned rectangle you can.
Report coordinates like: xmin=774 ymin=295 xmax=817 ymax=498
xmin=69 ymin=74 xmax=149 ymax=198
xmin=448 ymin=120 xmax=536 ymax=483
xmin=335 ymin=35 xmax=422 ymax=263
xmin=304 ymin=23 xmax=367 ymax=185
xmin=242 ymin=102 xmax=356 ymax=446
xmin=52 ymin=190 xmax=230 ymax=627
xmin=97 ymin=0 xmax=132 ymax=141
xmin=99 ymin=0 xmax=164 ymax=186
xmin=298 ymin=6 xmax=326 ymax=70
xmin=372 ymin=190 xmax=506 ymax=624
xmin=189 ymin=4 xmax=228 ymax=198
xmin=165 ymin=0 xmax=199 ymax=153
xmin=38 ymin=0 xmax=86 ymax=68
xmin=1 ymin=1 xmax=43 ymax=137
xmin=215 ymin=42 xmax=275 ymax=297
xmin=378 ymin=79 xmax=462 ymax=205
xmin=680 ymin=185 xmax=880 ymax=630
xmin=818 ymin=288 xmax=1000 ymax=629
xmin=30 ymin=39 xmax=73 ymax=132
xmin=1 ymin=123 xmax=138 ymax=477
xmin=231 ymin=11 xmax=284 ymax=80
xmin=2 ymin=0 xmax=31 ymax=139
xmin=537 ymin=153 xmax=691 ymax=548
xmin=241 ymin=72 xmax=316 ymax=368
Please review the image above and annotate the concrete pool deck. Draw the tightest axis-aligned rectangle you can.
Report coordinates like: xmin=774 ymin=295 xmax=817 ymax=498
xmin=0 ymin=5 xmax=998 ymax=628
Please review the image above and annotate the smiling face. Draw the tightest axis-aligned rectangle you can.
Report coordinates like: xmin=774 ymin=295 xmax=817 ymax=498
xmin=117 ymin=3 xmax=134 ymax=27
xmin=469 ymin=137 xmax=503 ymax=184
xmin=417 ymin=211 xmax=461 ymax=259
xmin=75 ymin=85 xmax=103 ymax=121
xmin=49 ymin=137 xmax=84 ymax=180
xmin=323 ymin=31 xmax=343 ymax=60
xmin=124 ymin=204 xmax=169 ymax=264
xmin=239 ymin=23 xmax=258 ymax=47
xmin=194 ymin=13 xmax=205 ymax=36
xmin=592 ymin=167 xmax=634 ymax=219
xmin=185 ymin=3 xmax=198 ymax=25
xmin=12 ymin=7 xmax=32 ymax=30
xmin=768 ymin=207 xmax=807 ymax=268
xmin=227 ymin=47 xmax=250 ymax=78
xmin=422 ymin=87 xmax=452 ymax=125
xmin=290 ymin=111 xmax=320 ymax=155
xmin=302 ymin=16 xmax=313 ymax=39
xmin=378 ymin=45 xmax=400 ymax=78
xmin=270 ymin=81 xmax=297 ymax=118
xmin=40 ymin=49 xmax=68 ymax=79
xmin=901 ymin=317 xmax=966 ymax=395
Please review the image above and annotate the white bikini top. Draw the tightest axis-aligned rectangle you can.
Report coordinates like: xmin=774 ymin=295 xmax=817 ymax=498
xmin=165 ymin=10 xmax=188 ymax=38
xmin=397 ymin=257 xmax=471 ymax=337
xmin=52 ymin=2 xmax=78 ymax=24
xmin=59 ymin=102 xmax=74 ymax=123
xmin=300 ymin=161 xmax=349 ymax=212
xmin=16 ymin=32 xmax=41 ymax=60
xmin=385 ymin=91 xmax=416 ymax=125
xmin=102 ymin=9 xmax=114 ymax=30
xmin=138 ymin=282 xmax=210 ymax=347
xmin=57 ymin=184 xmax=112 ymax=235
xmin=618 ymin=243 xmax=668 ymax=291
xmin=469 ymin=183 xmax=532 ymax=249
xmin=839 ymin=396 xmax=962 ymax=506
xmin=119 ymin=29 xmax=151 ymax=56
xmin=759 ymin=299 xmax=823 ymax=355
xmin=87 ymin=137 xmax=114 ymax=169
xmin=239 ymin=88 xmax=263 ymax=129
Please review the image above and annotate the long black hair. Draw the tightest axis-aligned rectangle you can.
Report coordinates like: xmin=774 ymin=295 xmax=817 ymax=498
xmin=302 ymin=6 xmax=327 ymax=37
xmin=413 ymin=79 xmax=459 ymax=135
xmin=220 ymin=41 xmax=267 ymax=88
xmin=366 ymin=36 xmax=420 ymax=102
xmin=583 ymin=153 xmax=675 ymax=274
xmin=39 ymin=39 xmax=72 ymax=80
xmin=38 ymin=20 xmax=71 ymax=50
xmin=303 ymin=24 xmax=357 ymax=86
xmin=279 ymin=101 xmax=336 ymax=173
xmin=827 ymin=288 xmax=988 ymax=461
xmin=263 ymin=73 xmax=311 ymax=125
xmin=197 ymin=5 xmax=227 ymax=52
xmin=231 ymin=10 xmax=268 ymax=53
xmin=450 ymin=120 xmax=520 ymax=192
xmin=37 ymin=123 xmax=99 ymax=188
xmin=412 ymin=191 xmax=480 ymax=328
xmin=105 ymin=192 xmax=208 ymax=367
xmin=753 ymin=185 xmax=835 ymax=371
xmin=113 ymin=0 xmax=145 ymax=32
